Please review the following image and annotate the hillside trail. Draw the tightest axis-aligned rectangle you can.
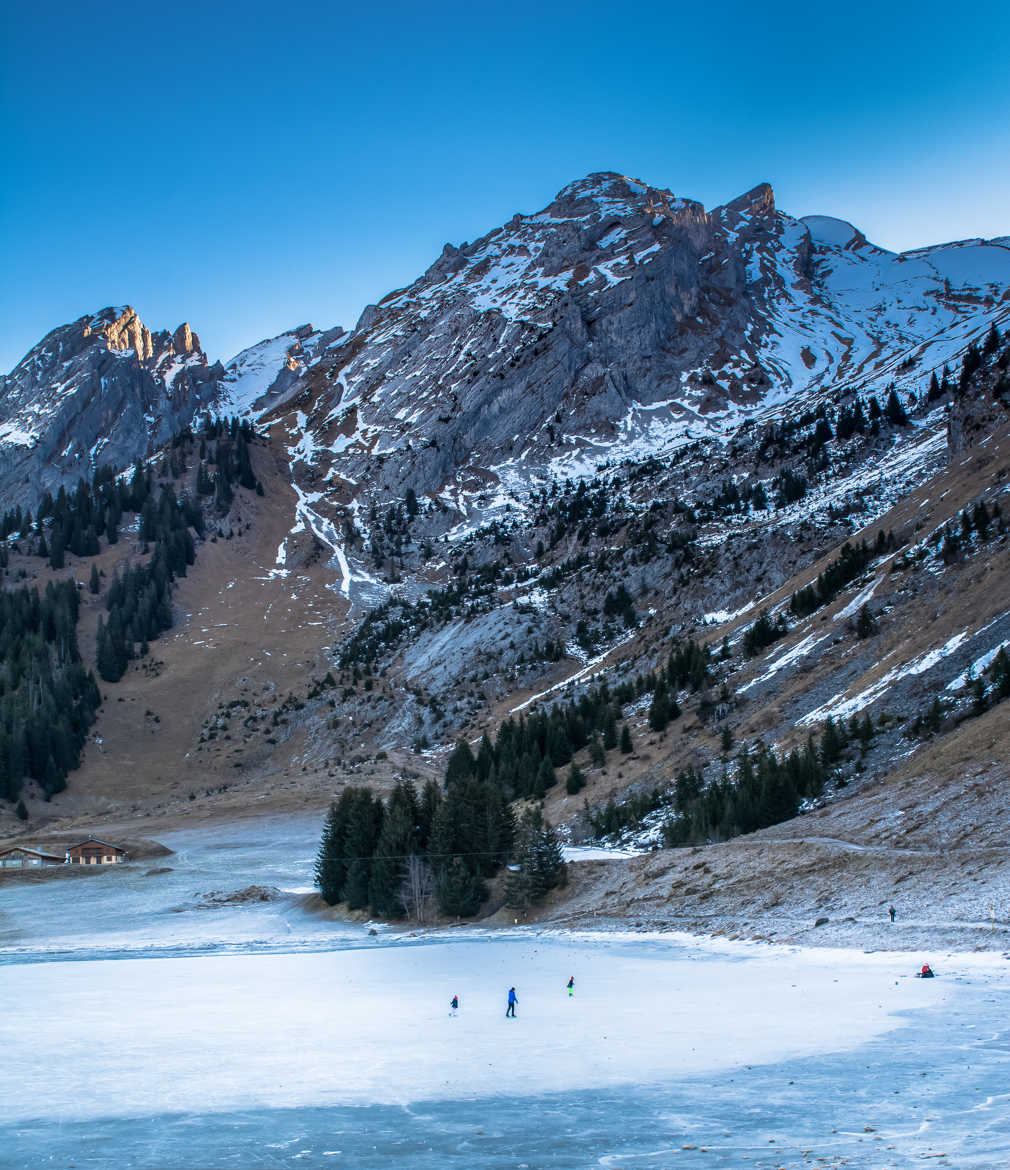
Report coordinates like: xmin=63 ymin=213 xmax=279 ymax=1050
xmin=733 ymin=834 xmax=1010 ymax=857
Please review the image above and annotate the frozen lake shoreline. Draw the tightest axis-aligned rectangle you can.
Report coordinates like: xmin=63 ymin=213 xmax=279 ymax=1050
xmin=1 ymin=932 xmax=953 ymax=1121
xmin=3 ymin=933 xmax=1009 ymax=1168
xmin=3 ymin=814 xmax=1010 ymax=1167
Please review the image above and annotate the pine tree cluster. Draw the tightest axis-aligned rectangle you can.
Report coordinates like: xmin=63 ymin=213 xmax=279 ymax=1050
xmin=588 ymin=785 xmax=672 ymax=839
xmin=742 ymin=610 xmax=788 ymax=658
xmin=911 ymin=646 xmax=1010 ymax=736
xmin=468 ymin=682 xmax=627 ymax=801
xmin=933 ymin=498 xmax=1004 ymax=565
xmin=314 ymin=770 xmax=515 ymax=920
xmin=3 ymin=466 xmax=130 ymax=567
xmin=95 ymin=477 xmax=202 ymax=683
xmin=0 ymin=580 xmax=101 ymax=802
xmin=662 ymin=716 xmax=875 ymax=846
xmin=195 ymin=417 xmax=262 ymax=511
xmin=789 ymin=531 xmax=895 ymax=618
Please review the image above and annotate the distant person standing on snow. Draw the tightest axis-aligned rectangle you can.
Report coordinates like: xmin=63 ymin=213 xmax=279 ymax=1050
xmin=567 ymin=976 xmax=575 ymax=997
xmin=450 ymin=994 xmax=459 ymax=1016
xmin=506 ymin=987 xmax=518 ymax=1017
xmin=889 ymin=905 xmax=896 ymax=923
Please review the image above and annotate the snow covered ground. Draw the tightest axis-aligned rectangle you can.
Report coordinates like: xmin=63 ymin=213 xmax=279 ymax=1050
xmin=2 ymin=816 xmax=1009 ymax=1168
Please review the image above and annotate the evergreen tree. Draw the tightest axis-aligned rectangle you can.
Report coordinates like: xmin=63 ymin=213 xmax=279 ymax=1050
xmin=990 ymin=647 xmax=1010 ymax=702
xmin=369 ymin=779 xmax=419 ymax=916
xmin=588 ymin=734 xmax=606 ymax=769
xmin=566 ymin=762 xmax=586 ymax=795
xmin=315 ymin=788 xmax=359 ymax=904
xmin=648 ymin=677 xmax=671 ymax=732
xmin=603 ymin=708 xmax=618 ymax=750
xmin=342 ymin=789 xmax=384 ymax=909
xmin=438 ymin=856 xmax=486 ymax=917
xmin=49 ymin=526 xmax=65 ymax=570
xmin=445 ymin=738 xmax=476 ymax=785
xmin=855 ymin=604 xmax=877 ymax=638
xmin=885 ymin=388 xmax=909 ymax=426
xmin=819 ymin=717 xmax=845 ymax=766
xmin=417 ymin=778 xmax=442 ymax=850
xmin=505 ymin=807 xmax=567 ymax=909
xmin=534 ymin=755 xmax=556 ymax=797
xmin=927 ymin=371 xmax=942 ymax=402
xmin=619 ymin=725 xmax=633 ymax=754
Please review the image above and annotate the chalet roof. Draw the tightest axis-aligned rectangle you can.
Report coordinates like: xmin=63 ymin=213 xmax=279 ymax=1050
xmin=0 ymin=846 xmax=64 ymax=861
xmin=66 ymin=838 xmax=126 ymax=852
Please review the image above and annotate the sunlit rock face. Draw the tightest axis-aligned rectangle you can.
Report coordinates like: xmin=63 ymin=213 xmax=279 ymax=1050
xmin=0 ymin=306 xmax=223 ymax=504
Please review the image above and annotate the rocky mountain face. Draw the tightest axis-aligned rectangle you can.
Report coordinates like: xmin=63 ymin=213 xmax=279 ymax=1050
xmin=0 ymin=306 xmax=224 ymax=507
xmin=3 ymin=172 xmax=1010 ymax=863
xmin=6 ymin=174 xmax=1009 ymax=527
xmin=202 ymin=174 xmax=1007 ymax=632
xmin=252 ymin=173 xmax=1009 ymax=515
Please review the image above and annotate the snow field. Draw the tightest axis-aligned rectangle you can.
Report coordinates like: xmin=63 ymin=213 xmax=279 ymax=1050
xmin=0 ymin=933 xmax=948 ymax=1124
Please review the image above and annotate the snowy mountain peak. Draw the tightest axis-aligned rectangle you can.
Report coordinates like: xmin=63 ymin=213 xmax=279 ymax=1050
xmin=241 ymin=170 xmax=1010 ymax=566
xmin=550 ymin=171 xmax=649 ymax=204
xmin=720 ymin=181 xmax=776 ymax=219
xmin=6 ymin=171 xmax=1010 ymax=528
xmin=546 ymin=172 xmax=703 ymax=224
xmin=0 ymin=305 xmax=224 ymax=505
xmin=801 ymin=215 xmax=865 ymax=250
xmin=216 ymin=325 xmax=328 ymax=421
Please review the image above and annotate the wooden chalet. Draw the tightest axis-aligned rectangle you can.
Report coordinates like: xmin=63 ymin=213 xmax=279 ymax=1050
xmin=0 ymin=846 xmax=65 ymax=869
xmin=65 ymin=839 xmax=127 ymax=865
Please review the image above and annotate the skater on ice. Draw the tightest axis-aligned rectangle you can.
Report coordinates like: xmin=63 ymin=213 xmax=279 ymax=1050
xmin=889 ymin=904 xmax=896 ymax=923
xmin=450 ymin=994 xmax=459 ymax=1016
xmin=506 ymin=987 xmax=518 ymax=1017
xmin=567 ymin=976 xmax=575 ymax=997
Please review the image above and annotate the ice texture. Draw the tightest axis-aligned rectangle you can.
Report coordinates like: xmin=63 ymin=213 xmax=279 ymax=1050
xmin=2 ymin=815 xmax=1009 ymax=1168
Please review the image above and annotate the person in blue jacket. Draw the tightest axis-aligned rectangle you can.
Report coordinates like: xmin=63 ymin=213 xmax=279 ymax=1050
xmin=506 ymin=987 xmax=518 ymax=1017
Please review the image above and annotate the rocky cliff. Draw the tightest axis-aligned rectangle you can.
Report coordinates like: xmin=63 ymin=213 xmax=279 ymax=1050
xmin=0 ymin=306 xmax=224 ymax=506
xmin=3 ymin=173 xmax=1010 ymax=901
xmin=212 ymin=173 xmax=1010 ymax=615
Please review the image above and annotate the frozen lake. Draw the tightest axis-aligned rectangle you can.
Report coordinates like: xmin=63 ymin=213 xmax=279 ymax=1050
xmin=0 ymin=813 xmax=356 ymax=962
xmin=2 ymin=815 xmax=1009 ymax=1168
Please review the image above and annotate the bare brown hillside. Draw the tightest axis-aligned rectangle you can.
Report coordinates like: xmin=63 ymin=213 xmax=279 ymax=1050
xmin=3 ymin=408 xmax=1010 ymax=950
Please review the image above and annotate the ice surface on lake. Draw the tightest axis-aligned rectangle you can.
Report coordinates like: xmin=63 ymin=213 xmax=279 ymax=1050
xmin=0 ymin=813 xmax=354 ymax=961
xmin=1 ymin=936 xmax=947 ymax=1121
xmin=2 ymin=814 xmax=1009 ymax=1168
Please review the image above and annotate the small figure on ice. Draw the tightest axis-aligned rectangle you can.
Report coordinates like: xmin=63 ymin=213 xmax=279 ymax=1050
xmin=450 ymin=994 xmax=459 ymax=1016
xmin=506 ymin=987 xmax=518 ymax=1017
xmin=917 ymin=963 xmax=935 ymax=978
xmin=889 ymin=904 xmax=896 ymax=923
xmin=567 ymin=976 xmax=575 ymax=998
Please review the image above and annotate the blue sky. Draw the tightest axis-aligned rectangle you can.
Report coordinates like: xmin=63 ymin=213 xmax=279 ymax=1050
xmin=3 ymin=0 xmax=1009 ymax=372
